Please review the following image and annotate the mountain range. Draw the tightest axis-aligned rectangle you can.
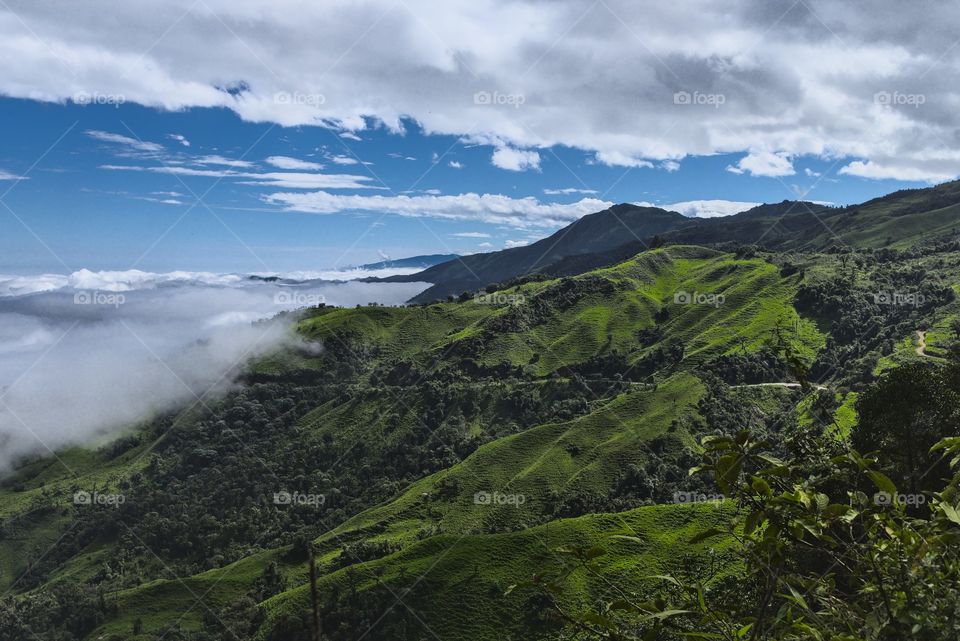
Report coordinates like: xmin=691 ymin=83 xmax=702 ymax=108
xmin=388 ymin=180 xmax=960 ymax=302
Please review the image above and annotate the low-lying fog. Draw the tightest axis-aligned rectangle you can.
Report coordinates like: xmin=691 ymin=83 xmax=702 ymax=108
xmin=0 ymin=269 xmax=429 ymax=471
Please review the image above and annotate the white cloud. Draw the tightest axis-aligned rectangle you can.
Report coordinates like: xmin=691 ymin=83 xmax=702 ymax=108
xmin=101 ymin=164 xmax=380 ymax=189
xmin=168 ymin=133 xmax=190 ymax=147
xmin=0 ymin=169 xmax=26 ymax=181
xmin=478 ymin=242 xmax=493 ymax=248
xmin=656 ymin=199 xmax=760 ymax=218
xmin=448 ymin=160 xmax=463 ymax=169
xmin=839 ymin=158 xmax=960 ymax=183
xmin=339 ymin=132 xmax=362 ymax=141
xmin=491 ymin=145 xmax=541 ymax=171
xmin=6 ymin=1 xmax=960 ymax=182
xmin=505 ymin=239 xmax=528 ymax=248
xmin=266 ymin=155 xmax=325 ymax=171
xmin=804 ymin=168 xmax=821 ymax=177
xmin=262 ymin=191 xmax=614 ymax=227
xmin=451 ymin=231 xmax=491 ymax=238
xmin=726 ymin=151 xmax=795 ymax=177
xmin=594 ymin=151 xmax=654 ymax=168
xmin=544 ymin=187 xmax=598 ymax=195
xmin=329 ymin=154 xmax=359 ymax=165
xmin=85 ymin=129 xmax=163 ymax=153
xmin=194 ymin=154 xmax=255 ymax=168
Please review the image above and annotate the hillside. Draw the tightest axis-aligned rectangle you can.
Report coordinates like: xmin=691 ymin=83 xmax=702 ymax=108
xmin=3 ymin=240 xmax=960 ymax=640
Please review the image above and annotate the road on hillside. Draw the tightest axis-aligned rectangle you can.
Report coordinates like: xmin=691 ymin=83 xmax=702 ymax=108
xmin=731 ymin=382 xmax=828 ymax=391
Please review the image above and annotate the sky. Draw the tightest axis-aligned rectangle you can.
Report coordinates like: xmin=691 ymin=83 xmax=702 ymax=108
xmin=1 ymin=0 xmax=957 ymax=275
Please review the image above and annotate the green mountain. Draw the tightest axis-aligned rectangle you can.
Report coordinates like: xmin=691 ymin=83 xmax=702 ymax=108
xmin=391 ymin=180 xmax=960 ymax=303
xmin=386 ymin=204 xmax=694 ymax=302
xmin=4 ymin=186 xmax=960 ymax=640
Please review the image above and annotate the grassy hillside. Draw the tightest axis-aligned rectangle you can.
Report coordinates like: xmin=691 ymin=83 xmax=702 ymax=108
xmin=3 ymin=242 xmax=958 ymax=641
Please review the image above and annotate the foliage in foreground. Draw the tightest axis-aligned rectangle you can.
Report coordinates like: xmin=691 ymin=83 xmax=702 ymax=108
xmin=538 ymin=360 xmax=960 ymax=640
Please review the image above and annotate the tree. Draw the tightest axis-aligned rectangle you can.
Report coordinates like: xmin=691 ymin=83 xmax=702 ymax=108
xmin=853 ymin=361 xmax=959 ymax=495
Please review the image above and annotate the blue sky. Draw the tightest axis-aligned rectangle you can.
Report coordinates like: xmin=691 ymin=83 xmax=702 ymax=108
xmin=0 ymin=97 xmax=928 ymax=275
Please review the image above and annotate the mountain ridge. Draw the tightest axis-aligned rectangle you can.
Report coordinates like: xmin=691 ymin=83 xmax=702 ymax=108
xmin=387 ymin=181 xmax=960 ymax=302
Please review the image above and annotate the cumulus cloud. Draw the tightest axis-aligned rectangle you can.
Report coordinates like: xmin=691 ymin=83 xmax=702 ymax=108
xmin=504 ymin=239 xmax=528 ymax=248
xmin=5 ymin=2 xmax=960 ymax=181
xmin=329 ymin=154 xmax=359 ymax=165
xmin=262 ymin=191 xmax=613 ymax=227
xmin=0 ymin=272 xmax=428 ymax=470
xmin=594 ymin=151 xmax=654 ymax=168
xmin=491 ymin=146 xmax=541 ymax=171
xmin=448 ymin=160 xmax=463 ymax=169
xmin=726 ymin=152 xmax=795 ymax=177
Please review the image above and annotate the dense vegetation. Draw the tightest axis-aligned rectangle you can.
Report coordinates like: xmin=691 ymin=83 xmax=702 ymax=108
xmin=4 ymin=181 xmax=960 ymax=640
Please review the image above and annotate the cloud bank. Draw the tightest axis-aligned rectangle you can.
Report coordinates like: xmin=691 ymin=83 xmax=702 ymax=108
xmin=0 ymin=273 xmax=428 ymax=471
xmin=4 ymin=1 xmax=959 ymax=181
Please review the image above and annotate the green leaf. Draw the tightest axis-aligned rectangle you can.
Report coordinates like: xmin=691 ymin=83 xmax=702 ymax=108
xmin=866 ymin=471 xmax=897 ymax=496
xmin=645 ymin=609 xmax=692 ymax=621
xmin=750 ymin=476 xmax=771 ymax=496
xmin=940 ymin=502 xmax=960 ymax=525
